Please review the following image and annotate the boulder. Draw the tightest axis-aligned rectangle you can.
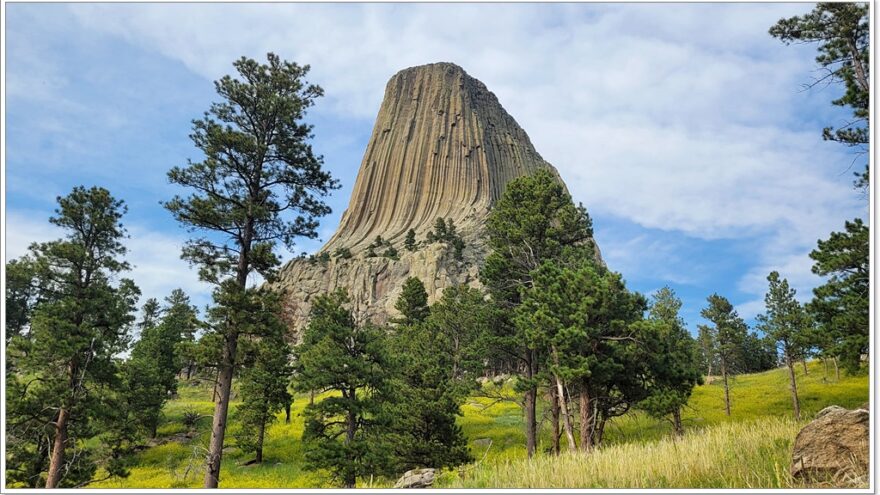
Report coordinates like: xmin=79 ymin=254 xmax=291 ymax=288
xmin=791 ymin=405 xmax=869 ymax=485
xmin=393 ymin=468 xmax=436 ymax=489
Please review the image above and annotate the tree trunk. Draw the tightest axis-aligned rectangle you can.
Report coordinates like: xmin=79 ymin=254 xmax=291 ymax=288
xmin=721 ymin=361 xmax=731 ymax=416
xmin=578 ymin=385 xmax=593 ymax=452
xmin=847 ymin=37 xmax=870 ymax=93
xmin=801 ymin=357 xmax=808 ymax=375
xmin=285 ymin=402 xmax=291 ymax=424
xmin=212 ymin=368 xmax=220 ymax=402
xmin=595 ymin=415 xmax=606 ymax=446
xmin=672 ymin=408 xmax=683 ymax=437
xmin=203 ymin=337 xmax=237 ymax=489
xmin=45 ymin=407 xmax=69 ymax=488
xmin=785 ymin=352 xmax=801 ymax=421
xmin=706 ymin=360 xmax=713 ymax=384
xmin=255 ymin=416 xmax=266 ymax=464
xmin=185 ymin=363 xmax=193 ymax=381
xmin=343 ymin=388 xmax=357 ymax=488
xmin=553 ymin=374 xmax=577 ymax=452
xmin=823 ymin=357 xmax=829 ymax=379
xmin=833 ymin=357 xmax=840 ymax=381
xmin=549 ymin=379 xmax=560 ymax=455
xmin=524 ymin=349 xmax=537 ymax=458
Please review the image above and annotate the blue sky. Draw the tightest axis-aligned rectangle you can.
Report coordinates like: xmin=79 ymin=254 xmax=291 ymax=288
xmin=4 ymin=3 xmax=866 ymax=332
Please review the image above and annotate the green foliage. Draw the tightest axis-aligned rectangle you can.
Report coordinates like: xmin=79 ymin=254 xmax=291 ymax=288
xmin=332 ymin=247 xmax=352 ymax=260
xmin=700 ymin=295 xmax=748 ymax=374
xmin=383 ymin=284 xmax=488 ymax=472
xmin=309 ymin=252 xmax=331 ymax=265
xmin=366 ymin=236 xmax=395 ymax=259
xmin=164 ymin=53 xmax=338 ymax=284
xmin=516 ymin=255 xmax=646 ymax=446
xmin=770 ymin=3 xmax=870 ymax=187
xmin=480 ymin=168 xmax=595 ymax=454
xmin=404 ymin=229 xmax=418 ymax=251
xmin=638 ymin=287 xmax=703 ymax=434
xmin=6 ymin=186 xmax=141 ymax=488
xmin=382 ymin=246 xmax=399 ymax=260
xmin=425 ymin=218 xmax=466 ymax=260
xmin=293 ymin=290 xmax=393 ymax=487
xmin=807 ymin=218 xmax=869 ymax=373
xmin=757 ymin=272 xmax=810 ymax=361
xmin=163 ymin=53 xmax=337 ymax=486
xmin=393 ymin=277 xmax=430 ymax=326
xmin=4 ymin=256 xmax=38 ymax=345
xmin=234 ymin=290 xmax=293 ymax=463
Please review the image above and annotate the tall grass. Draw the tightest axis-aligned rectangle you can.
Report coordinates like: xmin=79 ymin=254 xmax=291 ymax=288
xmin=88 ymin=360 xmax=867 ymax=489
xmin=439 ymin=418 xmax=805 ymax=488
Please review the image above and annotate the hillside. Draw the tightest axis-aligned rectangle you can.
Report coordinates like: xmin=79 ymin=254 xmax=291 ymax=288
xmin=90 ymin=360 xmax=867 ymax=489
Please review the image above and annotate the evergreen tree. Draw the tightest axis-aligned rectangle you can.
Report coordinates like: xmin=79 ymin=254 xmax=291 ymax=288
xmin=293 ymin=290 xmax=392 ymax=488
xmin=770 ymin=3 xmax=869 ymax=188
xmin=516 ymin=254 xmax=645 ymax=452
xmin=122 ymin=299 xmax=170 ymax=439
xmin=757 ymin=272 xmax=810 ymax=420
xmin=6 ymin=187 xmax=140 ymax=488
xmin=164 ymin=53 xmax=338 ymax=487
xmin=696 ymin=324 xmax=717 ymax=378
xmin=639 ymin=287 xmax=703 ymax=436
xmin=480 ymin=168 xmax=594 ymax=457
xmin=700 ymin=294 xmax=748 ymax=416
xmin=807 ymin=218 xmax=869 ymax=373
xmin=164 ymin=289 xmax=201 ymax=381
xmin=4 ymin=256 xmax=38 ymax=345
xmin=404 ymin=229 xmax=418 ymax=251
xmin=383 ymin=284 xmax=484 ymax=472
xmin=393 ymin=277 xmax=430 ymax=326
xmin=234 ymin=289 xmax=292 ymax=464
xmin=433 ymin=217 xmax=448 ymax=240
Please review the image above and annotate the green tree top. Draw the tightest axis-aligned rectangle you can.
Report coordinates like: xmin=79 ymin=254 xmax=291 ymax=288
xmin=164 ymin=53 xmax=339 ymax=285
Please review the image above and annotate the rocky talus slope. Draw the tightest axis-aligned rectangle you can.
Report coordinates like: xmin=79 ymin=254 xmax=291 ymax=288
xmin=274 ymin=62 xmax=584 ymax=333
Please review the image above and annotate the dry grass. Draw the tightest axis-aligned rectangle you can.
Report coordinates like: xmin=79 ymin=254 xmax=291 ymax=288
xmin=439 ymin=418 xmax=807 ymax=488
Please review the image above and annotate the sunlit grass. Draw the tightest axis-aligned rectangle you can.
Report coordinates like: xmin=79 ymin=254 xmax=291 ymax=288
xmin=91 ymin=360 xmax=868 ymax=488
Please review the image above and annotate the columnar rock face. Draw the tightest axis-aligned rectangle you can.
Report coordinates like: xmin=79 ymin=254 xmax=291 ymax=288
xmin=274 ymin=62 xmax=583 ymax=334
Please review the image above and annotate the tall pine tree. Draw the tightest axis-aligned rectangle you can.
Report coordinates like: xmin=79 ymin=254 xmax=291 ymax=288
xmin=6 ymin=187 xmax=140 ymax=488
xmin=164 ymin=53 xmax=338 ymax=487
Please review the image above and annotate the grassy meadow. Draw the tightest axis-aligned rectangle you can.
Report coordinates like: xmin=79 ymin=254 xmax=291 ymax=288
xmin=91 ymin=360 xmax=868 ymax=489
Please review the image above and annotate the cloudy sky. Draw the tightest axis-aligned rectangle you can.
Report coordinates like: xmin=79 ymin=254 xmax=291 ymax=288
xmin=4 ymin=3 xmax=866 ymax=330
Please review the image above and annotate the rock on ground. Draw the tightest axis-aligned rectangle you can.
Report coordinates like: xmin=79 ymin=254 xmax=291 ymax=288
xmin=791 ymin=405 xmax=869 ymax=485
xmin=394 ymin=468 xmax=436 ymax=489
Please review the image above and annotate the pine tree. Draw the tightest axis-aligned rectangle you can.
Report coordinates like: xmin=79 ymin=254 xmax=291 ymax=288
xmin=293 ymin=290 xmax=392 ymax=488
xmin=770 ymin=3 xmax=869 ymax=188
xmin=163 ymin=53 xmax=338 ymax=487
xmin=639 ymin=287 xmax=703 ymax=436
xmin=480 ymin=169 xmax=594 ymax=457
xmin=516 ymin=255 xmax=645 ymax=452
xmin=234 ymin=289 xmax=292 ymax=464
xmin=404 ymin=229 xmax=418 ymax=251
xmin=807 ymin=219 xmax=869 ymax=373
xmin=4 ymin=256 xmax=38 ymax=346
xmin=700 ymin=294 xmax=748 ymax=416
xmin=384 ymin=285 xmax=483 ymax=472
xmin=164 ymin=289 xmax=201 ymax=381
xmin=757 ymin=272 xmax=810 ymax=420
xmin=122 ymin=299 xmax=170 ymax=439
xmin=6 ymin=187 xmax=140 ymax=488
xmin=393 ymin=277 xmax=430 ymax=326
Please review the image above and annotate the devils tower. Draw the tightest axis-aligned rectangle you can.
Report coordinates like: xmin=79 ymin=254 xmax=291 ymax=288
xmin=275 ymin=62 xmax=585 ymax=331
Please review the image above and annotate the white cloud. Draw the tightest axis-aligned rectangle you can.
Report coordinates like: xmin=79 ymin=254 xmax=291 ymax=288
xmin=19 ymin=3 xmax=863 ymax=308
